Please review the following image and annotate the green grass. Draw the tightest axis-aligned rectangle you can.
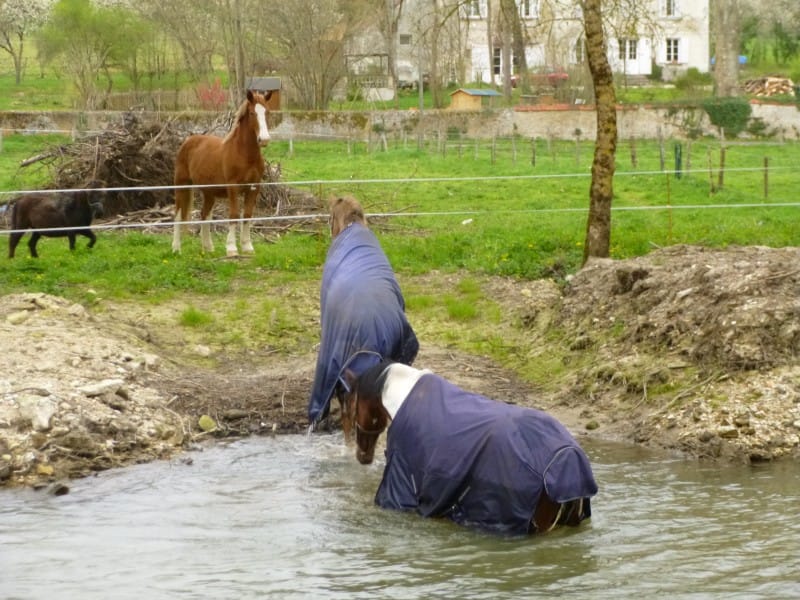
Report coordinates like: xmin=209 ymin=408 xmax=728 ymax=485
xmin=2 ymin=133 xmax=798 ymax=305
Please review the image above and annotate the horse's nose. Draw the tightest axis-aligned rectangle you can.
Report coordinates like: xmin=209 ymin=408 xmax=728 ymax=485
xmin=356 ymin=448 xmax=374 ymax=465
xmin=258 ymin=133 xmax=270 ymax=146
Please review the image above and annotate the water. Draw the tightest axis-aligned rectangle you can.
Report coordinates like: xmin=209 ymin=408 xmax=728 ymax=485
xmin=1 ymin=435 xmax=799 ymax=599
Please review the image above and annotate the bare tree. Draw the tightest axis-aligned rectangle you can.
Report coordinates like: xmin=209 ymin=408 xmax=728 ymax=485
xmin=581 ymin=0 xmax=617 ymax=262
xmin=267 ymin=0 xmax=362 ymax=109
xmin=0 ymin=0 xmax=51 ymax=84
xmin=136 ymin=0 xmax=221 ymax=85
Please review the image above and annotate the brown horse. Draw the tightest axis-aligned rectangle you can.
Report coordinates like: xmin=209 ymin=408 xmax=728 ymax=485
xmin=343 ymin=361 xmax=598 ymax=536
xmin=172 ymin=90 xmax=273 ymax=256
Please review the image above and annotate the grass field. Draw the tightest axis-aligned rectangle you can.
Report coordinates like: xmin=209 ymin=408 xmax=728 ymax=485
xmin=2 ymin=132 xmax=798 ymax=299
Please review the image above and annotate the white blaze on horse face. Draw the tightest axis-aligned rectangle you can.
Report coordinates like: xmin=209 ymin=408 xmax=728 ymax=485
xmin=255 ymin=103 xmax=270 ymax=145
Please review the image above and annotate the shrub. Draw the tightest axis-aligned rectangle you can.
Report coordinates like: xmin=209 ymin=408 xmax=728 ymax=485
xmin=701 ymin=96 xmax=752 ymax=138
xmin=197 ymin=79 xmax=227 ymax=111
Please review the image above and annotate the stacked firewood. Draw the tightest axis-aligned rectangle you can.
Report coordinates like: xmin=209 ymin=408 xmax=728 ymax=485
xmin=742 ymin=76 xmax=796 ymax=97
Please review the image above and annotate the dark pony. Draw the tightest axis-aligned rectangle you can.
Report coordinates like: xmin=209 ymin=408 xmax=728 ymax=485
xmin=172 ymin=90 xmax=273 ymax=257
xmin=8 ymin=181 xmax=105 ymax=258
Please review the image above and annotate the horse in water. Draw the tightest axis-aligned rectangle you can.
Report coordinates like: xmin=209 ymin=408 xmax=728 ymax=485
xmin=172 ymin=90 xmax=273 ymax=256
xmin=343 ymin=361 xmax=598 ymax=536
xmin=307 ymin=196 xmax=418 ymax=432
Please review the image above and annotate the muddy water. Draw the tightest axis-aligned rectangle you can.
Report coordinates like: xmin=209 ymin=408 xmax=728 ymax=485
xmin=1 ymin=435 xmax=798 ymax=599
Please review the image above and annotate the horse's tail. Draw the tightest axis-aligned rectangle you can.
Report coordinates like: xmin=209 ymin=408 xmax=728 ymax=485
xmin=174 ymin=187 xmax=191 ymax=222
xmin=173 ymin=144 xmax=192 ymax=222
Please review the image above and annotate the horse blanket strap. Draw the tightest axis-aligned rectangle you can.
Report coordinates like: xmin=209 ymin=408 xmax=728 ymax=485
xmin=374 ymin=374 xmax=598 ymax=536
xmin=308 ymin=223 xmax=418 ymax=425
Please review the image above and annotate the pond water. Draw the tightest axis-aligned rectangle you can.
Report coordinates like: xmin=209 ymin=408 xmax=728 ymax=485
xmin=1 ymin=434 xmax=798 ymax=599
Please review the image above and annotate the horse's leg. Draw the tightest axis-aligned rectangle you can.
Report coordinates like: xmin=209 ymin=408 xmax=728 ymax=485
xmin=225 ymin=187 xmax=240 ymax=257
xmin=172 ymin=186 xmax=191 ymax=254
xmin=240 ymin=185 xmax=258 ymax=254
xmin=28 ymin=232 xmax=41 ymax=258
xmin=530 ymin=491 xmax=563 ymax=534
xmin=9 ymin=232 xmax=23 ymax=258
xmin=199 ymin=190 xmax=216 ymax=253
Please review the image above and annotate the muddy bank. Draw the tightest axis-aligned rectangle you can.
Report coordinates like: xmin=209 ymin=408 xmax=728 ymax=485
xmin=1 ymin=245 xmax=799 ymax=490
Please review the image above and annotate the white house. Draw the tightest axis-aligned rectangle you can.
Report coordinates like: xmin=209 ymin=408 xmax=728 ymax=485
xmin=393 ymin=0 xmax=709 ymax=87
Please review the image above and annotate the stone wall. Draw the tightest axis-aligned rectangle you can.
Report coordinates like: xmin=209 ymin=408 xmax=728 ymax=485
xmin=2 ymin=101 xmax=799 ymax=141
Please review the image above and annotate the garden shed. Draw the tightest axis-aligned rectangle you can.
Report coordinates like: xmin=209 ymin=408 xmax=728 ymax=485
xmin=449 ymin=88 xmax=502 ymax=111
xmin=245 ymin=77 xmax=282 ymax=110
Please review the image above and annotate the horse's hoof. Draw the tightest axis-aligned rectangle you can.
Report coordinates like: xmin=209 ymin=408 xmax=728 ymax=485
xmin=241 ymin=246 xmax=255 ymax=255
xmin=226 ymin=250 xmax=239 ymax=258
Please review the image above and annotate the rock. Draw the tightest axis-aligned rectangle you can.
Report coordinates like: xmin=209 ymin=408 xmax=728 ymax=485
xmin=36 ymin=464 xmax=54 ymax=476
xmin=18 ymin=396 xmax=57 ymax=432
xmin=6 ymin=311 xmax=31 ymax=325
xmin=79 ymin=379 xmax=125 ymax=397
xmin=46 ymin=481 xmax=70 ymax=496
xmin=198 ymin=414 xmax=217 ymax=432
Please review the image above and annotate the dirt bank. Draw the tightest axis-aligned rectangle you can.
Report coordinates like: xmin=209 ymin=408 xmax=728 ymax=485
xmin=1 ymin=244 xmax=799 ymax=490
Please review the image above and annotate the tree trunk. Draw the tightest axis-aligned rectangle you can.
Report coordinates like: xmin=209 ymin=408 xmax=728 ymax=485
xmin=582 ymin=0 xmax=617 ymax=264
xmin=712 ymin=0 xmax=741 ymax=97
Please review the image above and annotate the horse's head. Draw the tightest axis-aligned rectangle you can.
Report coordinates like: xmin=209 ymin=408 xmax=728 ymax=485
xmin=245 ymin=89 xmax=273 ymax=146
xmin=328 ymin=195 xmax=367 ymax=238
xmin=342 ymin=367 xmax=390 ymax=465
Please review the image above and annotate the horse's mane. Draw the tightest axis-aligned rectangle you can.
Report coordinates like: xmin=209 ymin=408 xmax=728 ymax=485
xmin=223 ymin=98 xmax=250 ymax=144
xmin=329 ymin=195 xmax=367 ymax=237
xmin=356 ymin=360 xmax=394 ymax=400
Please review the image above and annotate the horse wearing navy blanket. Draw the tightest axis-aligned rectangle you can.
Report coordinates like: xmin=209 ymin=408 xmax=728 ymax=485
xmin=308 ymin=196 xmax=418 ymax=431
xmin=343 ymin=361 xmax=598 ymax=536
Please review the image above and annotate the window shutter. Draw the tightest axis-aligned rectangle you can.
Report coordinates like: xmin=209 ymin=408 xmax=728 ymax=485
xmin=680 ymin=38 xmax=688 ymax=64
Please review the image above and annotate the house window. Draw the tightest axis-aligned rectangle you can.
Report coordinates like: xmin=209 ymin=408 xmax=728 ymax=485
xmin=666 ymin=38 xmax=680 ymax=62
xmin=664 ymin=0 xmax=679 ymax=17
xmin=465 ymin=0 xmax=483 ymax=18
xmin=575 ymin=38 xmax=586 ymax=64
xmin=492 ymin=48 xmax=519 ymax=76
xmin=399 ymin=34 xmax=412 ymax=45
xmin=517 ymin=0 xmax=539 ymax=19
xmin=618 ymin=39 xmax=638 ymax=61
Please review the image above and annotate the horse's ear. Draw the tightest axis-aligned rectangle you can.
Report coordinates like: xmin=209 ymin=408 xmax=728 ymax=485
xmin=246 ymin=89 xmax=255 ymax=102
xmin=264 ymin=90 xmax=273 ymax=102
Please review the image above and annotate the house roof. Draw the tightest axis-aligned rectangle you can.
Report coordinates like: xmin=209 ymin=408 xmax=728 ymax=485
xmin=450 ymin=88 xmax=502 ymax=97
xmin=245 ymin=76 xmax=282 ymax=92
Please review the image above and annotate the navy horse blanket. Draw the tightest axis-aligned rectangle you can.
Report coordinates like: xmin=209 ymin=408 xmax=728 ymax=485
xmin=308 ymin=223 xmax=418 ymax=426
xmin=375 ymin=374 xmax=598 ymax=536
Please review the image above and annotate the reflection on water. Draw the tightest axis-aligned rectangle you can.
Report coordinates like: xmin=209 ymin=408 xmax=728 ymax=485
xmin=1 ymin=435 xmax=799 ymax=599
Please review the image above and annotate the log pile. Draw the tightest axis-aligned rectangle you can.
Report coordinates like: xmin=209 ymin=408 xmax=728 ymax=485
xmin=742 ymin=76 xmax=796 ymax=97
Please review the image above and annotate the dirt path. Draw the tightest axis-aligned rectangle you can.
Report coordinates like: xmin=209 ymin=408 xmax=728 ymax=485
xmin=2 ymin=245 xmax=799 ymax=490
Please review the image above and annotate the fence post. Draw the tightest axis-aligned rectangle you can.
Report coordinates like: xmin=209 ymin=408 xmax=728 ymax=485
xmin=666 ymin=171 xmax=673 ymax=243
xmin=674 ymin=143 xmax=682 ymax=179
xmin=530 ymin=137 xmax=536 ymax=167
xmin=629 ymin=136 xmax=637 ymax=168
xmin=763 ymin=156 xmax=769 ymax=200
xmin=0 ymin=129 xmax=3 ymax=153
